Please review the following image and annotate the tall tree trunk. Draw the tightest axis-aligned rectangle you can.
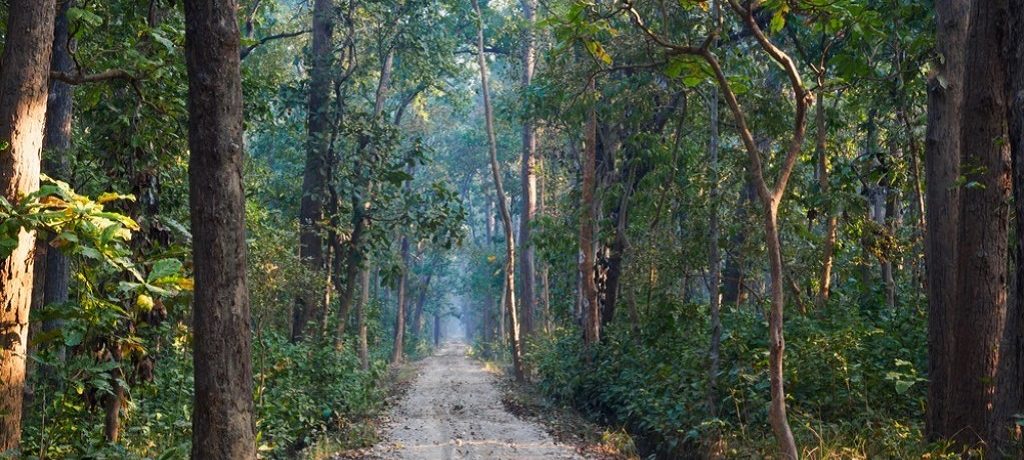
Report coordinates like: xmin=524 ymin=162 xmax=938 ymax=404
xmin=1002 ymin=2 xmax=1024 ymax=453
xmin=358 ymin=266 xmax=371 ymax=370
xmin=580 ymin=81 xmax=601 ymax=346
xmin=391 ymin=237 xmax=410 ymax=364
xmin=945 ymin=1 xmax=1011 ymax=449
xmin=40 ymin=0 xmax=75 ymax=368
xmin=183 ymin=0 xmax=257 ymax=456
xmin=924 ymin=0 xmax=969 ymax=441
xmin=293 ymin=0 xmax=334 ymax=341
xmin=538 ymin=161 xmax=552 ymax=332
xmin=706 ymin=0 xmax=722 ymax=415
xmin=518 ymin=0 xmax=538 ymax=337
xmin=0 ymin=0 xmax=55 ymax=451
xmin=474 ymin=0 xmax=524 ymax=381
xmin=815 ymin=88 xmax=838 ymax=307
xmin=665 ymin=3 xmax=810 ymax=455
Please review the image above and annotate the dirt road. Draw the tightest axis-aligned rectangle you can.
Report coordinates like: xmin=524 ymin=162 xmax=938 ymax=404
xmin=368 ymin=342 xmax=582 ymax=460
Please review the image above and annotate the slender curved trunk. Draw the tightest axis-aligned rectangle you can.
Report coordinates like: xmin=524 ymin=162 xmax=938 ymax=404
xmin=183 ymin=0 xmax=257 ymax=456
xmin=0 ymin=0 xmax=56 ymax=451
xmin=474 ymin=0 xmax=524 ymax=380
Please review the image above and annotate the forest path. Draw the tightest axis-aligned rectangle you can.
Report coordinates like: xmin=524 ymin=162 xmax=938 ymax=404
xmin=368 ymin=342 xmax=582 ymax=460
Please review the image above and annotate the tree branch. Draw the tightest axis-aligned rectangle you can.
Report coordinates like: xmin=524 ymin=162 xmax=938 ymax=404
xmin=240 ymin=29 xmax=312 ymax=60
xmin=50 ymin=69 xmax=136 ymax=85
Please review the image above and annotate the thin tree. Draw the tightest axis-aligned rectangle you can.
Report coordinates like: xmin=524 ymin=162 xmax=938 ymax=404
xmin=335 ymin=50 xmax=394 ymax=347
xmin=705 ymin=0 xmax=722 ymax=417
xmin=518 ymin=0 xmax=539 ymax=336
xmin=814 ymin=79 xmax=838 ymax=308
xmin=580 ymin=80 xmax=600 ymax=346
xmin=357 ymin=266 xmax=371 ymax=370
xmin=624 ymin=1 xmax=811 ymax=456
xmin=473 ymin=0 xmax=525 ymax=381
xmin=391 ymin=236 xmax=410 ymax=364
xmin=183 ymin=0 xmax=257 ymax=456
xmin=0 ymin=0 xmax=56 ymax=451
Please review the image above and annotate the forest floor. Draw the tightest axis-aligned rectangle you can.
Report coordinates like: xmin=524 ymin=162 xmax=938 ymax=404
xmin=355 ymin=341 xmax=588 ymax=460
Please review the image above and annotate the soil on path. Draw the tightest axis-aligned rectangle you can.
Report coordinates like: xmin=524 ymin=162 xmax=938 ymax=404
xmin=368 ymin=342 xmax=583 ymax=460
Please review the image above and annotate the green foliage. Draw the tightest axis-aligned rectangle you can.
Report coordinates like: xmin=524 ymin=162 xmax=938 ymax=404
xmin=0 ymin=176 xmax=136 ymax=264
xmin=530 ymin=301 xmax=949 ymax=458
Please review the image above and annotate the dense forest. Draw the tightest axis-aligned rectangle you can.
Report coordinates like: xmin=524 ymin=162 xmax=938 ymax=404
xmin=1 ymin=0 xmax=1024 ymax=458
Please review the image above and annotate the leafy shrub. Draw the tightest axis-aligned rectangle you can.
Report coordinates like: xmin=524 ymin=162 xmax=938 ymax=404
xmin=529 ymin=299 xmax=950 ymax=458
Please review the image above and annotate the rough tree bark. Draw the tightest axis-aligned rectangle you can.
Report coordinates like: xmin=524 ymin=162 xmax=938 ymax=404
xmin=0 ymin=0 xmax=56 ymax=452
xmin=474 ymin=0 xmax=524 ymax=381
xmin=293 ymin=0 xmax=334 ymax=341
xmin=931 ymin=1 xmax=1013 ymax=450
xmin=1002 ymin=1 xmax=1024 ymax=454
xmin=924 ymin=0 xmax=969 ymax=442
xmin=183 ymin=0 xmax=257 ymax=457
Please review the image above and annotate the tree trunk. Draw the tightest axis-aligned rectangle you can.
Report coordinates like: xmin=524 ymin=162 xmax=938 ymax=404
xmin=1002 ymin=2 xmax=1024 ymax=453
xmin=697 ymin=4 xmax=810 ymax=455
xmin=518 ymin=0 xmax=538 ymax=337
xmin=474 ymin=0 xmax=524 ymax=381
xmin=183 ymin=0 xmax=257 ymax=457
xmin=336 ymin=51 xmax=393 ymax=346
xmin=945 ymin=1 xmax=1011 ymax=449
xmin=433 ymin=312 xmax=441 ymax=347
xmin=706 ymin=0 xmax=722 ymax=413
xmin=814 ymin=88 xmax=838 ymax=307
xmin=0 ymin=0 xmax=55 ymax=451
xmin=412 ymin=273 xmax=433 ymax=338
xmin=924 ymin=0 xmax=969 ymax=441
xmin=358 ymin=266 xmax=371 ymax=370
xmin=722 ymin=177 xmax=755 ymax=306
xmin=580 ymin=81 xmax=601 ymax=346
xmin=39 ymin=0 xmax=76 ymax=368
xmin=293 ymin=0 xmax=334 ymax=341
xmin=391 ymin=237 xmax=410 ymax=364
xmin=538 ymin=162 xmax=552 ymax=333
xmin=104 ymin=345 xmax=124 ymax=442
